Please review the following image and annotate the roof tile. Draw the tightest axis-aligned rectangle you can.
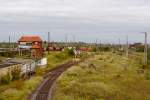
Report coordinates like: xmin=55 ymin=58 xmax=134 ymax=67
xmin=18 ymin=35 xmax=42 ymax=42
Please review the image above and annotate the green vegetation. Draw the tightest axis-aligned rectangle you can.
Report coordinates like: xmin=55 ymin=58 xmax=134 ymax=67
xmin=0 ymin=51 xmax=74 ymax=100
xmin=0 ymin=76 xmax=42 ymax=100
xmin=35 ymin=51 xmax=73 ymax=76
xmin=0 ymin=68 xmax=21 ymax=85
xmin=11 ymin=68 xmax=21 ymax=81
xmin=53 ymin=52 xmax=150 ymax=100
xmin=45 ymin=50 xmax=74 ymax=71
xmin=0 ymin=72 xmax=11 ymax=85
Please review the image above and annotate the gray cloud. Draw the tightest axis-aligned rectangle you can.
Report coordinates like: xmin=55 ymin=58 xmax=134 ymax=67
xmin=0 ymin=0 xmax=150 ymax=43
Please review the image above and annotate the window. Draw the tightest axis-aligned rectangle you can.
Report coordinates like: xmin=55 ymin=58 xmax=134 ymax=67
xmin=35 ymin=42 xmax=38 ymax=45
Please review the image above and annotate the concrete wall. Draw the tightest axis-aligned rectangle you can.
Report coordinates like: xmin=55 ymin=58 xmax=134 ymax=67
xmin=21 ymin=61 xmax=36 ymax=74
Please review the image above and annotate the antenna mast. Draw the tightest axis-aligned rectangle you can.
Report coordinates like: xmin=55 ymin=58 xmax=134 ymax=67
xmin=144 ymin=32 xmax=148 ymax=65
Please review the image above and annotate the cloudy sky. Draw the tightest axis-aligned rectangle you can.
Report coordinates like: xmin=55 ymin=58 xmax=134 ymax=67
xmin=0 ymin=0 xmax=150 ymax=43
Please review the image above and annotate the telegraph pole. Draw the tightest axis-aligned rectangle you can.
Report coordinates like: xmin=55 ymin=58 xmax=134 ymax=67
xmin=99 ymin=40 xmax=101 ymax=53
xmin=126 ymin=35 xmax=129 ymax=58
xmin=9 ymin=35 xmax=10 ymax=49
xmin=144 ymin=32 xmax=148 ymax=65
xmin=48 ymin=32 xmax=50 ymax=54
xmin=118 ymin=38 xmax=121 ymax=50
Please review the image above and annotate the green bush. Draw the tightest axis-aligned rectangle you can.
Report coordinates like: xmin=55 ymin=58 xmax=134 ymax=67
xmin=35 ymin=67 xmax=45 ymax=76
xmin=0 ymin=72 xmax=11 ymax=85
xmin=98 ymin=46 xmax=112 ymax=52
xmin=80 ymin=53 xmax=88 ymax=59
xmin=11 ymin=68 xmax=21 ymax=81
xmin=64 ymin=48 xmax=74 ymax=56
xmin=144 ymin=69 xmax=150 ymax=80
xmin=136 ymin=45 xmax=144 ymax=52
xmin=68 ymin=49 xmax=74 ymax=56
xmin=147 ymin=48 xmax=150 ymax=62
xmin=55 ymin=53 xmax=66 ymax=60
xmin=92 ymin=47 xmax=97 ymax=52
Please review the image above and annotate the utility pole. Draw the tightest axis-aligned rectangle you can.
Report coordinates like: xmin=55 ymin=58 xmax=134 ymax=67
xmin=48 ymin=32 xmax=50 ymax=54
xmin=126 ymin=35 xmax=129 ymax=58
xmin=100 ymin=40 xmax=102 ymax=47
xmin=95 ymin=39 xmax=98 ymax=45
xmin=99 ymin=40 xmax=101 ymax=53
xmin=144 ymin=32 xmax=148 ymax=65
xmin=9 ymin=35 xmax=10 ymax=50
xmin=118 ymin=38 xmax=121 ymax=50
xmin=95 ymin=39 xmax=98 ymax=52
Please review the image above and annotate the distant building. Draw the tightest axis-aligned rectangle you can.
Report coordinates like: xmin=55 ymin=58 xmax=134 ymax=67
xmin=0 ymin=56 xmax=48 ymax=77
xmin=18 ymin=35 xmax=43 ymax=59
xmin=18 ymin=35 xmax=42 ymax=49
xmin=55 ymin=47 xmax=62 ymax=51
xmin=79 ymin=47 xmax=92 ymax=52
xmin=10 ymin=58 xmax=36 ymax=74
xmin=130 ymin=43 xmax=143 ymax=48
xmin=47 ymin=42 xmax=62 ymax=51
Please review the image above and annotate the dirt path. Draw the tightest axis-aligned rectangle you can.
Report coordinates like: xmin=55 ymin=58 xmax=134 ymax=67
xmin=27 ymin=60 xmax=81 ymax=100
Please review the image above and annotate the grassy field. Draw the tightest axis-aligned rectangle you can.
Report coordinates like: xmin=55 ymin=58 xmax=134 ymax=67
xmin=46 ymin=51 xmax=72 ymax=69
xmin=0 ymin=51 xmax=73 ymax=100
xmin=36 ymin=51 xmax=73 ymax=76
xmin=53 ymin=52 xmax=150 ymax=100
xmin=0 ymin=76 xmax=42 ymax=100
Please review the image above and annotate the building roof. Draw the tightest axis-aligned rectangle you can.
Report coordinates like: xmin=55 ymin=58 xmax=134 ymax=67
xmin=0 ymin=62 xmax=21 ymax=68
xmin=79 ymin=47 xmax=92 ymax=52
xmin=0 ymin=58 xmax=34 ymax=68
xmin=18 ymin=35 xmax=42 ymax=42
xmin=8 ymin=58 xmax=34 ymax=64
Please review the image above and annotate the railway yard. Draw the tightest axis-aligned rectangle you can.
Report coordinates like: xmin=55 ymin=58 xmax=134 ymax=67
xmin=0 ymin=37 xmax=150 ymax=100
xmin=28 ymin=60 xmax=81 ymax=100
xmin=1 ymin=0 xmax=150 ymax=99
xmin=0 ymin=46 xmax=150 ymax=100
xmin=0 ymin=51 xmax=77 ymax=100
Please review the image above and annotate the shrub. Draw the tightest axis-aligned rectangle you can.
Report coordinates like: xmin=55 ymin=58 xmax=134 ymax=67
xmin=0 ymin=72 xmax=11 ymax=85
xmin=35 ymin=67 xmax=45 ymax=76
xmin=144 ymin=69 xmax=150 ymax=80
xmin=92 ymin=47 xmax=97 ymax=52
xmin=64 ymin=48 xmax=74 ymax=56
xmin=11 ymin=68 xmax=21 ymax=81
xmin=136 ymin=45 xmax=144 ymax=52
xmin=55 ymin=53 xmax=66 ymax=60
xmin=147 ymin=48 xmax=150 ymax=63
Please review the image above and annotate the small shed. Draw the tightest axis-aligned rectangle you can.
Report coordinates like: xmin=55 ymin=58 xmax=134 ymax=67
xmin=8 ymin=58 xmax=36 ymax=74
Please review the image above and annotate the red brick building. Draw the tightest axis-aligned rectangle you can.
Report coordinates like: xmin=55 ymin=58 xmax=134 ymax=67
xmin=18 ymin=35 xmax=43 ymax=59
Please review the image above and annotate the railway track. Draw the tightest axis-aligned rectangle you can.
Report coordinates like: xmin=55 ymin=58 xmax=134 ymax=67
xmin=28 ymin=60 xmax=81 ymax=100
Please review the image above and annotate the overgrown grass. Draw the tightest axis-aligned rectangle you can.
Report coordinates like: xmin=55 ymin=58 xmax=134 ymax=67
xmin=46 ymin=51 xmax=72 ymax=69
xmin=53 ymin=52 xmax=150 ymax=100
xmin=35 ymin=51 xmax=73 ymax=76
xmin=0 ymin=51 xmax=74 ymax=100
xmin=0 ymin=76 xmax=42 ymax=100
